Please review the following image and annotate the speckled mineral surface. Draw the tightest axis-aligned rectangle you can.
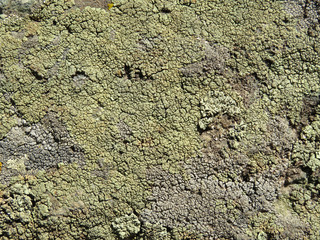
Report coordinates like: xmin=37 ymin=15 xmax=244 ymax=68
xmin=1 ymin=0 xmax=320 ymax=239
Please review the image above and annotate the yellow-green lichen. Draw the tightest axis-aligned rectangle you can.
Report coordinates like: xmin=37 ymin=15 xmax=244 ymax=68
xmin=1 ymin=0 xmax=320 ymax=239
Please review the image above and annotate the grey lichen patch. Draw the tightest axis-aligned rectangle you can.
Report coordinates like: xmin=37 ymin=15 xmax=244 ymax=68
xmin=0 ymin=0 xmax=40 ymax=16
xmin=0 ymin=115 xmax=85 ymax=185
xmin=180 ymin=42 xmax=230 ymax=77
xmin=284 ymin=0 xmax=320 ymax=33
xmin=142 ymin=106 xmax=297 ymax=239
xmin=271 ymin=199 xmax=310 ymax=239
xmin=142 ymin=152 xmax=285 ymax=239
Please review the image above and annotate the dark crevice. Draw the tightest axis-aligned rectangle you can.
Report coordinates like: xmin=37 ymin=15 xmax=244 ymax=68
xmin=165 ymin=226 xmax=173 ymax=234
xmin=303 ymin=166 xmax=318 ymax=182
xmin=124 ymin=64 xmax=132 ymax=80
xmin=9 ymin=98 xmax=23 ymax=117
xmin=160 ymin=7 xmax=171 ymax=13
xmin=196 ymin=123 xmax=206 ymax=134
xmin=302 ymin=0 xmax=309 ymax=19
xmin=282 ymin=17 xmax=289 ymax=24
xmin=30 ymin=69 xmax=43 ymax=80
xmin=123 ymin=64 xmax=154 ymax=81
xmin=72 ymin=70 xmax=87 ymax=77
xmin=28 ymin=193 xmax=37 ymax=208
xmin=241 ymin=170 xmax=251 ymax=182
xmin=135 ymin=68 xmax=144 ymax=80
xmin=263 ymin=58 xmax=274 ymax=69
xmin=66 ymin=25 xmax=73 ymax=34
xmin=9 ymin=192 xmax=14 ymax=199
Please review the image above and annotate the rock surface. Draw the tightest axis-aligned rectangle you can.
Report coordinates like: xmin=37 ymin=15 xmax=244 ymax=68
xmin=1 ymin=0 xmax=320 ymax=239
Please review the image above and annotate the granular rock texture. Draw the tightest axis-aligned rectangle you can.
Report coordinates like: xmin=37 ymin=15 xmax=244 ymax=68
xmin=1 ymin=0 xmax=320 ymax=239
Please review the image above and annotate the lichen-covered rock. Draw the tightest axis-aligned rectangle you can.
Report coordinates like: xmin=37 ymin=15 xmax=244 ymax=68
xmin=1 ymin=0 xmax=320 ymax=239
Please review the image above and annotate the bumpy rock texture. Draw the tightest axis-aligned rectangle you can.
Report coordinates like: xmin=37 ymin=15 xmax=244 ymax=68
xmin=1 ymin=0 xmax=320 ymax=239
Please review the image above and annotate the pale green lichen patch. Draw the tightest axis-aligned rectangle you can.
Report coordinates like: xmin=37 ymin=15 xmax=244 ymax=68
xmin=199 ymin=90 xmax=241 ymax=130
xmin=112 ymin=213 xmax=141 ymax=239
